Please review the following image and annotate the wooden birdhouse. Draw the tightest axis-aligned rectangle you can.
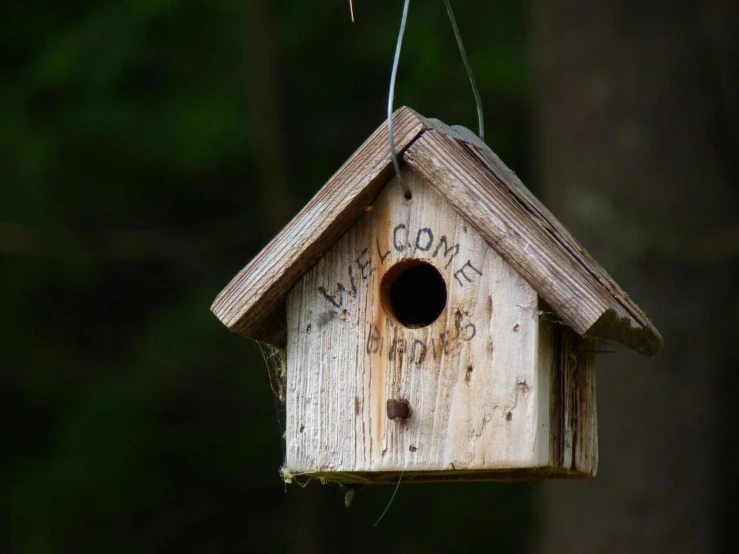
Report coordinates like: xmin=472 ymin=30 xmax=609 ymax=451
xmin=211 ymin=108 xmax=662 ymax=485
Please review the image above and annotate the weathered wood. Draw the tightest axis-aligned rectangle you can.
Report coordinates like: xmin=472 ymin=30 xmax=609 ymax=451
xmin=548 ymin=322 xmax=598 ymax=476
xmin=403 ymin=127 xmax=661 ymax=356
xmin=211 ymin=107 xmax=426 ymax=346
xmin=285 ymin=169 xmax=589 ymax=482
xmin=570 ymin=339 xmax=598 ymax=475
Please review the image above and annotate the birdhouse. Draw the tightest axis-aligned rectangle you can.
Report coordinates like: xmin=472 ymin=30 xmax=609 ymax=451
xmin=212 ymin=108 xmax=662 ymax=485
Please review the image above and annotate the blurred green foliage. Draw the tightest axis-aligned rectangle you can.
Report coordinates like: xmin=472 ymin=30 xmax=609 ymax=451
xmin=1 ymin=1 xmax=533 ymax=552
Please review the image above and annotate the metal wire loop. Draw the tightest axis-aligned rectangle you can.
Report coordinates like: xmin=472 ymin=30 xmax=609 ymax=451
xmin=387 ymin=0 xmax=485 ymax=199
xmin=388 ymin=0 xmax=412 ymax=199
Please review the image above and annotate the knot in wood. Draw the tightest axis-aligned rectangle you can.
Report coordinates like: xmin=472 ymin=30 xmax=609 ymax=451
xmin=386 ymin=399 xmax=410 ymax=420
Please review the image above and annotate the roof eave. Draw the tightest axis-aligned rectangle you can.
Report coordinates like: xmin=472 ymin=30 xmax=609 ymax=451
xmin=210 ymin=107 xmax=428 ymax=347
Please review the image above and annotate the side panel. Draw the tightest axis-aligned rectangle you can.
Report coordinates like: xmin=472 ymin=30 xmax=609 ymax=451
xmin=286 ymin=167 xmax=548 ymax=477
xmin=546 ymin=321 xmax=599 ymax=477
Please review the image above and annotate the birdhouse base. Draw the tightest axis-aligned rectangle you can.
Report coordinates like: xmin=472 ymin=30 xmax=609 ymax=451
xmin=294 ymin=465 xmax=594 ymax=487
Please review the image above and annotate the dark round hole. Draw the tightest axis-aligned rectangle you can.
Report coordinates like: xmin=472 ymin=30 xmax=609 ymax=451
xmin=381 ymin=261 xmax=447 ymax=328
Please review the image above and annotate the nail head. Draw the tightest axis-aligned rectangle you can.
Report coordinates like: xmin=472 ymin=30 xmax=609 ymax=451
xmin=387 ymin=399 xmax=410 ymax=420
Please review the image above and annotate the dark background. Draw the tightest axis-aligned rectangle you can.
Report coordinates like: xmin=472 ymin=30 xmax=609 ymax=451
xmin=2 ymin=1 xmax=737 ymax=553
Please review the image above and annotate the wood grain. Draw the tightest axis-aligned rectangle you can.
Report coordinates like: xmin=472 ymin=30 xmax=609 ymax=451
xmin=548 ymin=322 xmax=598 ymax=476
xmin=285 ymin=169 xmax=569 ymax=480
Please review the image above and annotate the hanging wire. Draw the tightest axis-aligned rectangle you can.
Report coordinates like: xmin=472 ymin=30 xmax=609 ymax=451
xmin=388 ymin=0 xmax=412 ymax=199
xmin=386 ymin=0 xmax=485 ymax=197
xmin=442 ymin=0 xmax=485 ymax=141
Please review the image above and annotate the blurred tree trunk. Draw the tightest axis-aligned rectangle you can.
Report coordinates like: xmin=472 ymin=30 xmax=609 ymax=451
xmin=246 ymin=0 xmax=296 ymax=236
xmin=531 ymin=0 xmax=739 ymax=552
xmin=245 ymin=2 xmax=326 ymax=552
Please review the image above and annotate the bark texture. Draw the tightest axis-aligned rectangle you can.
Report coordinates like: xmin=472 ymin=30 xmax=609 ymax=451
xmin=532 ymin=1 xmax=739 ymax=552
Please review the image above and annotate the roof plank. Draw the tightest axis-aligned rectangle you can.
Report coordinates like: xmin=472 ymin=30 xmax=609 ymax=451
xmin=403 ymin=126 xmax=662 ymax=356
xmin=210 ymin=107 xmax=427 ymax=346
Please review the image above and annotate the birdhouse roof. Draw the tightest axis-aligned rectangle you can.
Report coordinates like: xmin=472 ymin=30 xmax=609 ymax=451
xmin=211 ymin=107 xmax=662 ymax=357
